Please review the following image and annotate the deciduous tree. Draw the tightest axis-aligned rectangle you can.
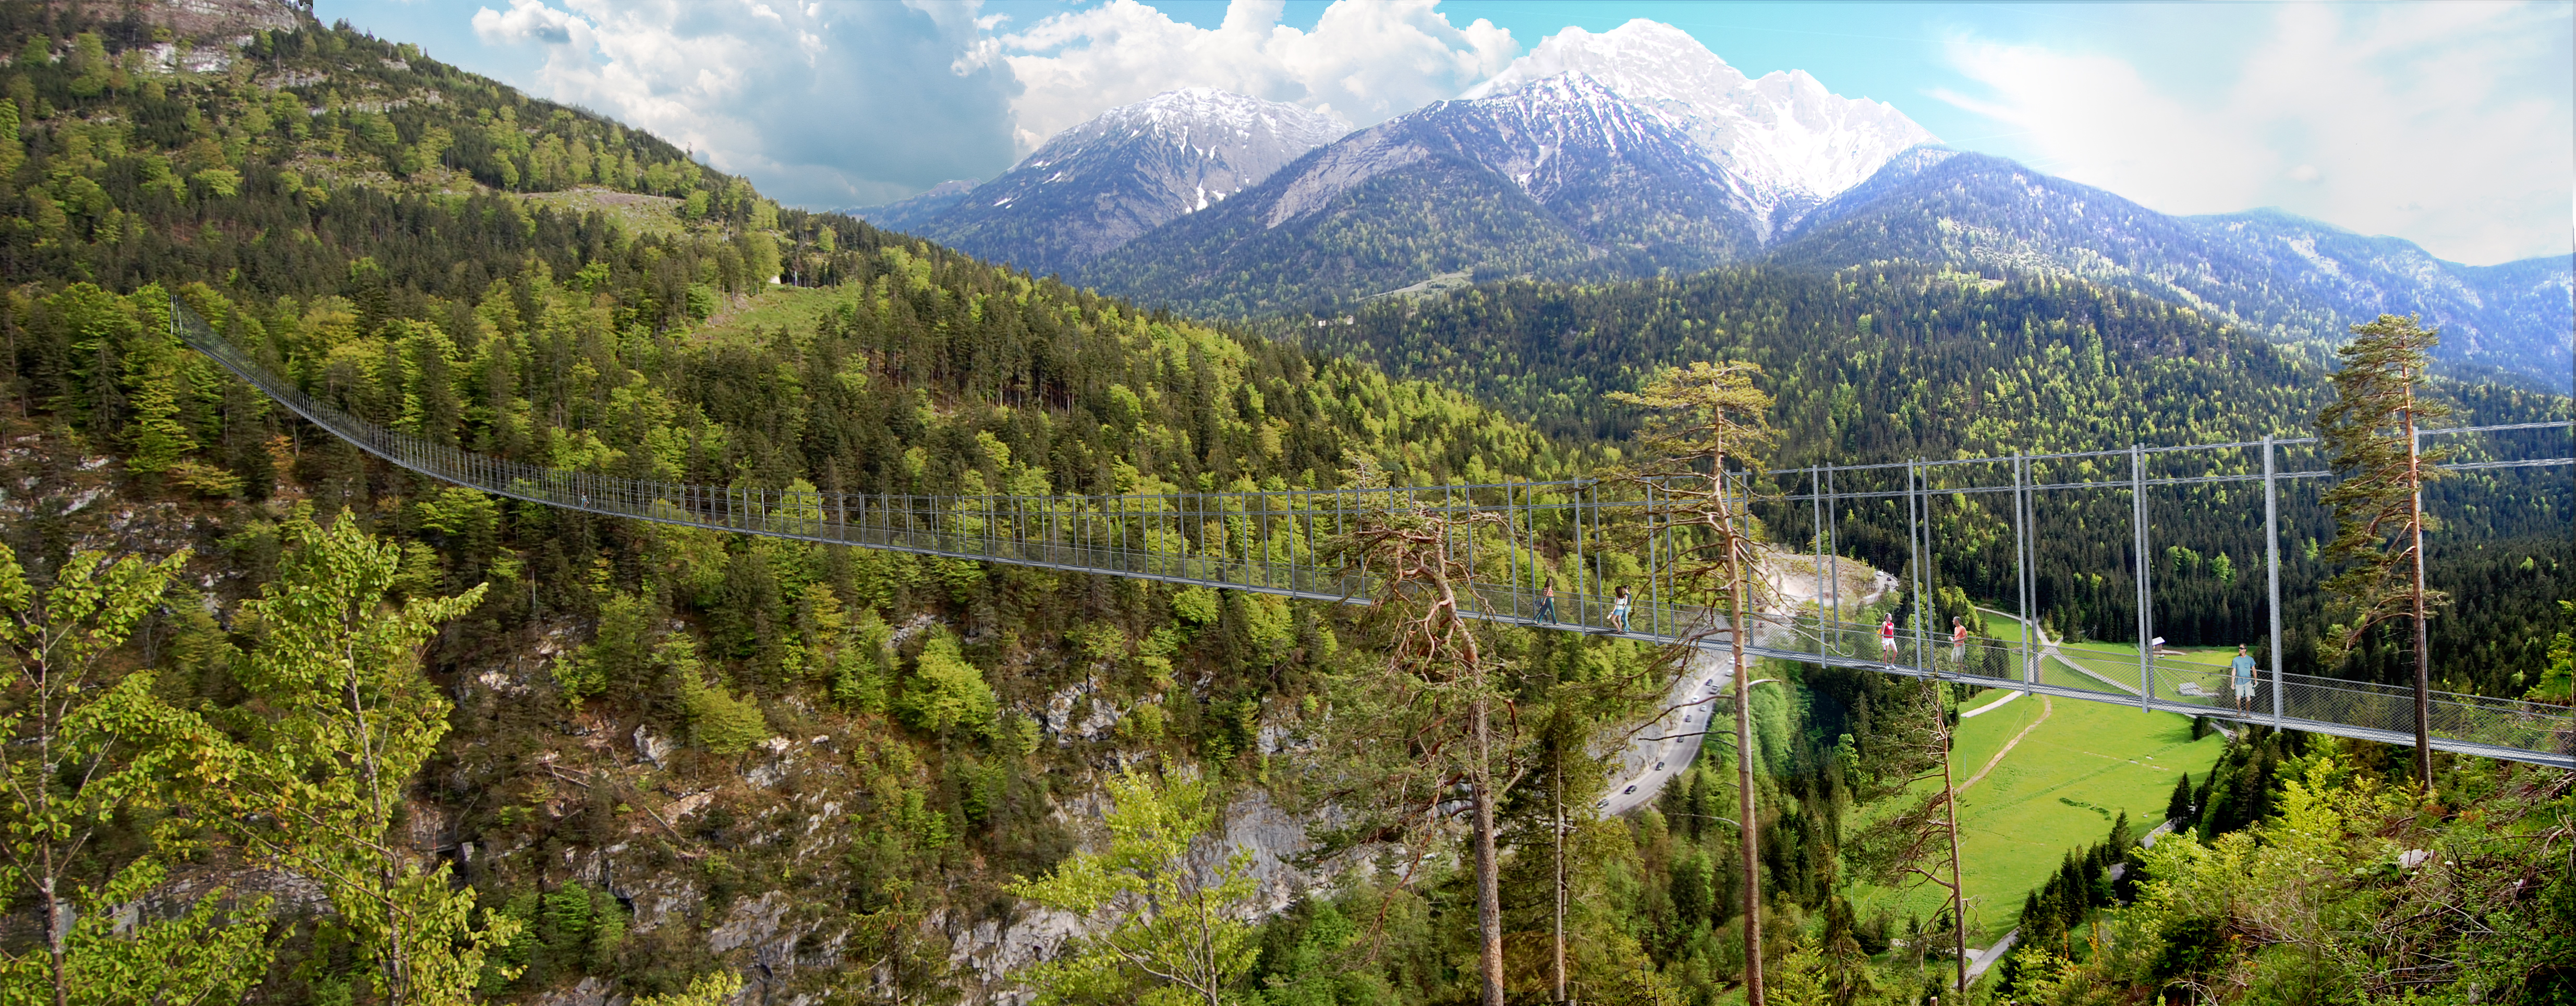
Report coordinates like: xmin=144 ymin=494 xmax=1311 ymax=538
xmin=0 ymin=544 xmax=272 ymax=1006
xmin=1007 ymin=767 xmax=1259 ymax=1006
xmin=221 ymin=509 xmax=517 ymax=1005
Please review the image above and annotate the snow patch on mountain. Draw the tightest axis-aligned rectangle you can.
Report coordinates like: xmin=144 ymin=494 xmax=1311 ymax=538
xmin=1015 ymin=88 xmax=1351 ymax=210
xmin=1463 ymin=19 xmax=1936 ymax=238
xmin=879 ymin=89 xmax=1352 ymax=277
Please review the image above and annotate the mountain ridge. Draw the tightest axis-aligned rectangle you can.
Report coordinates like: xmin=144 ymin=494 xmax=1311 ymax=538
xmin=1776 ymin=148 xmax=2575 ymax=386
xmin=1078 ymin=73 xmax=1765 ymax=317
xmin=859 ymin=88 xmax=1347 ymax=277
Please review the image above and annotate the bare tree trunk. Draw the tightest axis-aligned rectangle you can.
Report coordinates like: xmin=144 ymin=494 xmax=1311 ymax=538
xmin=44 ymin=871 xmax=65 ymax=1006
xmin=1939 ymin=707 xmax=1967 ymax=992
xmin=2403 ymin=385 xmax=2433 ymax=790
xmin=1731 ymin=536 xmax=1765 ymax=1006
xmin=1471 ymin=695 xmax=1505 ymax=1006
xmin=1553 ymin=746 xmax=1567 ymax=1005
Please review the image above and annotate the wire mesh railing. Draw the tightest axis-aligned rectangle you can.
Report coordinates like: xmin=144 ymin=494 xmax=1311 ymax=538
xmin=176 ymin=302 xmax=2576 ymax=768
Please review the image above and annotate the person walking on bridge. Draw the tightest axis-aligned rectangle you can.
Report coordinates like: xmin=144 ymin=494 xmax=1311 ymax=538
xmin=1880 ymin=614 xmax=1899 ymax=664
xmin=1537 ymin=580 xmax=1557 ymax=624
xmin=1950 ymin=616 xmax=1969 ymax=672
xmin=2231 ymin=645 xmax=2258 ymax=713
xmin=1609 ymin=586 xmax=1632 ymax=633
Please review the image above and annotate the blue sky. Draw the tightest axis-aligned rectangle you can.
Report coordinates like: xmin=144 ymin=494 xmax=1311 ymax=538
xmin=323 ymin=1 xmax=2572 ymax=265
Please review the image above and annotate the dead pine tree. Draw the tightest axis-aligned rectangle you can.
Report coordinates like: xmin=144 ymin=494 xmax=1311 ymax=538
xmin=1607 ymin=361 xmax=1779 ymax=1004
xmin=2315 ymin=313 xmax=2451 ymax=789
xmin=1841 ymin=676 xmax=1972 ymax=994
xmin=1332 ymin=460 xmax=1526 ymax=1006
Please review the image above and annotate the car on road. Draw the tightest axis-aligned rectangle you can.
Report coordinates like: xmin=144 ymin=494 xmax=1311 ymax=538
xmin=1623 ymin=785 xmax=1637 ymax=795
xmin=1654 ymin=761 xmax=1665 ymax=771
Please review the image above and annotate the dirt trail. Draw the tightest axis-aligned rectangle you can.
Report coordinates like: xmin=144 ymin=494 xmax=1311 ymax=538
xmin=1958 ymin=696 xmax=2052 ymax=794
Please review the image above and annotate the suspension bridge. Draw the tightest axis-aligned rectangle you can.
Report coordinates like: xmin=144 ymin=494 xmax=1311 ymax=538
xmin=175 ymin=306 xmax=2576 ymax=769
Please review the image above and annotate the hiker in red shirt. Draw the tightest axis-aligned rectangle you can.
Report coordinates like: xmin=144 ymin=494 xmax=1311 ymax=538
xmin=1880 ymin=615 xmax=1899 ymax=664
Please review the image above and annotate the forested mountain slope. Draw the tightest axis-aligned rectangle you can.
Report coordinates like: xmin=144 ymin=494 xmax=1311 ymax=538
xmin=4 ymin=6 xmax=2569 ymax=1006
xmin=0 ymin=7 xmax=1656 ymax=1005
xmin=1776 ymin=148 xmax=2576 ymax=390
xmin=1287 ymin=267 xmax=2571 ymax=696
xmin=1080 ymin=74 xmax=1764 ymax=318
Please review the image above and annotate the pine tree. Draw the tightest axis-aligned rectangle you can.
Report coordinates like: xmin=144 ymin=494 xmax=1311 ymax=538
xmin=1608 ymin=360 xmax=1790 ymax=1003
xmin=2315 ymin=313 xmax=2452 ymax=789
xmin=2167 ymin=772 xmax=2194 ymax=823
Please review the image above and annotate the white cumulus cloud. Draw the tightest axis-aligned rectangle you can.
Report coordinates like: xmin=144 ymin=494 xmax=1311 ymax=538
xmin=470 ymin=0 xmax=1020 ymax=208
xmin=979 ymin=0 xmax=1516 ymax=154
xmin=1935 ymin=2 xmax=2573 ymax=264
xmin=466 ymin=0 xmax=1518 ymax=207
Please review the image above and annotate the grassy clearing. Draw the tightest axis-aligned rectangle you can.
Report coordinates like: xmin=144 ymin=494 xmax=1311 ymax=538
xmin=519 ymin=186 xmax=688 ymax=238
xmin=1842 ymin=633 xmax=2227 ymax=943
xmin=695 ymin=284 xmax=858 ymax=346
xmin=1981 ymin=610 xmax=2258 ymax=710
xmin=2049 ymin=638 xmax=2257 ymax=709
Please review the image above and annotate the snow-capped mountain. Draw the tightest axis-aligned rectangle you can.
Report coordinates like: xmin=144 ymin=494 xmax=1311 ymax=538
xmin=867 ymin=89 xmax=1349 ymax=278
xmin=1083 ymin=74 xmax=1761 ymax=316
xmin=1461 ymin=19 xmax=1937 ymax=238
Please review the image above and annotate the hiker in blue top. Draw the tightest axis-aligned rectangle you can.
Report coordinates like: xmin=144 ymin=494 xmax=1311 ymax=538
xmin=2230 ymin=644 xmax=2258 ymax=713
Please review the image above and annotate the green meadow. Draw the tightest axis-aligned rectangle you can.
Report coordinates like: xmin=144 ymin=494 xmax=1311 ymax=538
xmin=1842 ymin=613 xmax=2229 ymax=944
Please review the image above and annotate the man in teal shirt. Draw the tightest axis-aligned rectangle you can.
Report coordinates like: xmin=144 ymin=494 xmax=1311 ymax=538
xmin=2230 ymin=645 xmax=2257 ymax=714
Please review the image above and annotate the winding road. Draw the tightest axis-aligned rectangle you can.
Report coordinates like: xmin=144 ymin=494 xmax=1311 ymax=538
xmin=1600 ymin=644 xmax=1737 ymax=816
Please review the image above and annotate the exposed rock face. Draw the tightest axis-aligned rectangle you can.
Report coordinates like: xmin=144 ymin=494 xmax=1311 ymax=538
xmin=133 ymin=0 xmax=301 ymax=37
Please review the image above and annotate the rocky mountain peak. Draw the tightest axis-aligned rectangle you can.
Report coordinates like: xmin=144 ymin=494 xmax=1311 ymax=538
xmin=1020 ymin=89 xmax=1350 ymax=188
xmin=869 ymin=89 xmax=1351 ymax=278
xmin=1462 ymin=19 xmax=1937 ymax=236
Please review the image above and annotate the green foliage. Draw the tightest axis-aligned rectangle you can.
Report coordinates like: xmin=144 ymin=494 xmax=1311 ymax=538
xmin=220 ymin=508 xmax=515 ymax=1006
xmin=0 ymin=543 xmax=274 ymax=1006
xmin=1296 ymin=269 xmax=2568 ymax=695
xmin=901 ymin=629 xmax=998 ymax=738
xmin=2529 ymin=600 xmax=2573 ymax=704
xmin=485 ymin=884 xmax=627 ymax=993
xmin=631 ymin=971 xmax=744 ymax=1006
xmin=558 ymin=590 xmax=654 ymax=705
xmin=1007 ymin=768 xmax=1260 ymax=1006
xmin=831 ymin=608 xmax=894 ymax=712
xmin=1171 ymin=586 xmax=1223 ymax=626
xmin=663 ymin=634 xmax=767 ymax=755
xmin=2315 ymin=313 xmax=2453 ymax=666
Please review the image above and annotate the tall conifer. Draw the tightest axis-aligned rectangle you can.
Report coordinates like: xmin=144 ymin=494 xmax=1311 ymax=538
xmin=2315 ymin=313 xmax=2451 ymax=788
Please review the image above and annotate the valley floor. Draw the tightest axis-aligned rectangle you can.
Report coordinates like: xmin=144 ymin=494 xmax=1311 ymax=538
xmin=1845 ymin=612 xmax=2225 ymax=946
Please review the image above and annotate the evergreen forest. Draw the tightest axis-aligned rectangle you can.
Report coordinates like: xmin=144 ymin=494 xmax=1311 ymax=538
xmin=0 ymin=5 xmax=2570 ymax=1006
xmin=1289 ymin=272 xmax=2572 ymax=697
